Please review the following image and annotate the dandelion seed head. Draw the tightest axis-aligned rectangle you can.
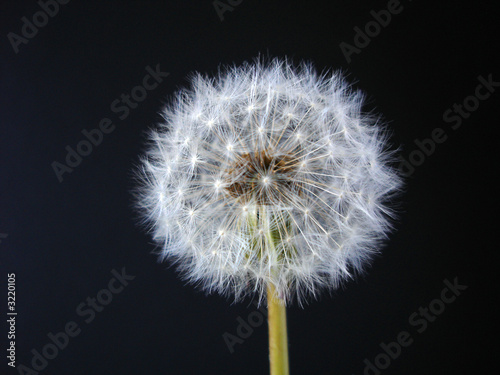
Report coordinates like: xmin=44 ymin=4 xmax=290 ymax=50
xmin=135 ymin=58 xmax=402 ymax=305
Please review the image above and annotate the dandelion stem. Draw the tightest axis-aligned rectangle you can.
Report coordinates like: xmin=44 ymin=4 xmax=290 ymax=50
xmin=267 ymin=283 xmax=289 ymax=375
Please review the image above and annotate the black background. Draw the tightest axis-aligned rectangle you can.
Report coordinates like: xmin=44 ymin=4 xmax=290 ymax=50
xmin=1 ymin=1 xmax=498 ymax=374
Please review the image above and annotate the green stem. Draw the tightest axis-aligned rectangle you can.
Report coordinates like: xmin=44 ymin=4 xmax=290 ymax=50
xmin=250 ymin=205 xmax=290 ymax=374
xmin=267 ymin=283 xmax=289 ymax=375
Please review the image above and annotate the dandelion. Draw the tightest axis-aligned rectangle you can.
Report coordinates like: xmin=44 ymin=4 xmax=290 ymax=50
xmin=135 ymin=57 xmax=401 ymax=374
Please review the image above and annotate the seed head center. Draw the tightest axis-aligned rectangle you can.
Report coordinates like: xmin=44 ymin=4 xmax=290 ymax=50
xmin=225 ymin=151 xmax=297 ymax=204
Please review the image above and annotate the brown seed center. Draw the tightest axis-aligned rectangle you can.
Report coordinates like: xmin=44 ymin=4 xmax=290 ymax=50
xmin=225 ymin=151 xmax=297 ymax=204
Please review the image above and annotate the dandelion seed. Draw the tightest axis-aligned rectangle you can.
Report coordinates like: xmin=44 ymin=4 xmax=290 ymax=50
xmin=135 ymin=58 xmax=402 ymax=306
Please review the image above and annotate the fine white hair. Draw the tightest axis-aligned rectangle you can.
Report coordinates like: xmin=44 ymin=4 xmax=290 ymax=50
xmin=135 ymin=57 xmax=402 ymax=306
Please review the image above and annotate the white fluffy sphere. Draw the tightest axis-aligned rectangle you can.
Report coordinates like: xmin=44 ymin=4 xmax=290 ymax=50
xmin=136 ymin=58 xmax=401 ymax=305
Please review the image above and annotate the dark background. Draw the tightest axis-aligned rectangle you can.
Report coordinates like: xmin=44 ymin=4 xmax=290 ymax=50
xmin=1 ymin=1 xmax=498 ymax=374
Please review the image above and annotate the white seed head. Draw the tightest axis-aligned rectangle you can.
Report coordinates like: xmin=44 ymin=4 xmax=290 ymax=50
xmin=135 ymin=58 xmax=402 ymax=305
